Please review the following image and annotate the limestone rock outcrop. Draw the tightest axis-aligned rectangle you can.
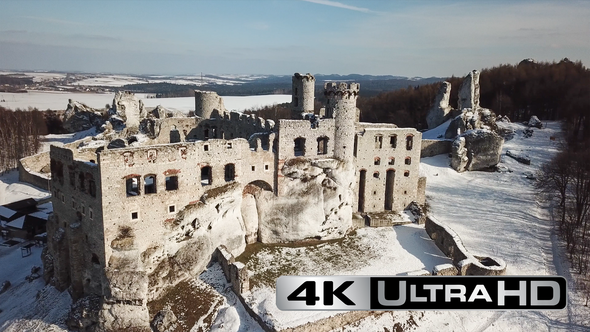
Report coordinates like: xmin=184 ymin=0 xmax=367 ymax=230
xmin=63 ymin=99 xmax=105 ymax=133
xmin=451 ymin=129 xmax=504 ymax=172
xmin=426 ymin=81 xmax=453 ymax=129
xmin=445 ymin=108 xmax=497 ymax=139
xmin=458 ymin=70 xmax=480 ymax=110
xmin=111 ymin=91 xmax=146 ymax=129
xmin=256 ymin=157 xmax=353 ymax=243
xmin=443 ymin=71 xmax=498 ymax=140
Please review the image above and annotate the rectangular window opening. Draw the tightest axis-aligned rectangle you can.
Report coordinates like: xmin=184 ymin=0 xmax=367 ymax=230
xmin=165 ymin=176 xmax=179 ymax=191
xmin=201 ymin=166 xmax=212 ymax=186
xmin=225 ymin=164 xmax=236 ymax=182
xmin=126 ymin=177 xmax=140 ymax=196
xmin=390 ymin=135 xmax=397 ymax=148
xmin=375 ymin=135 xmax=383 ymax=149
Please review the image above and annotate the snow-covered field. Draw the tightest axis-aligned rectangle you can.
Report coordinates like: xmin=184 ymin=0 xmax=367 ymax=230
xmin=0 ymin=71 xmax=269 ymax=87
xmin=0 ymin=91 xmax=290 ymax=113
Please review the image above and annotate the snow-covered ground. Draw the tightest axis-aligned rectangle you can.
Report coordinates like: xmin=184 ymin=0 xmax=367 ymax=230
xmin=240 ymin=225 xmax=452 ymax=330
xmin=414 ymin=120 xmax=590 ymax=331
xmin=0 ymin=244 xmax=71 ymax=332
xmin=0 ymin=91 xmax=290 ymax=113
xmin=0 ymin=91 xmax=114 ymax=110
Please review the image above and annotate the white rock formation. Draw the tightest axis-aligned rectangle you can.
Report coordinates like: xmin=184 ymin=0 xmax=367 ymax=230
xmin=63 ymin=99 xmax=104 ymax=133
xmin=426 ymin=81 xmax=453 ymax=129
xmin=451 ymin=129 xmax=504 ymax=172
xmin=458 ymin=70 xmax=480 ymax=110
xmin=256 ymin=157 xmax=353 ymax=243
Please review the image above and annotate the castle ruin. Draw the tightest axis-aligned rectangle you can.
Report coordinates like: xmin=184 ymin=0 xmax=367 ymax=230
xmin=43 ymin=73 xmax=425 ymax=331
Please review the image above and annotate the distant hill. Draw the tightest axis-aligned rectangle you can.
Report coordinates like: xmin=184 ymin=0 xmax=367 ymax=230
xmin=120 ymin=74 xmax=444 ymax=98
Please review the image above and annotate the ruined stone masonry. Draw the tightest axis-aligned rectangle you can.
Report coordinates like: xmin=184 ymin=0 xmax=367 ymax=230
xmin=42 ymin=73 xmax=426 ymax=331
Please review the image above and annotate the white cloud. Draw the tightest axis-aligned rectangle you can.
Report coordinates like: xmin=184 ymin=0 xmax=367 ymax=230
xmin=300 ymin=0 xmax=373 ymax=13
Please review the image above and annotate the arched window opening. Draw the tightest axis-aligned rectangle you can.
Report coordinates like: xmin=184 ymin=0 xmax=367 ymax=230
xmin=404 ymin=171 xmax=410 ymax=177
xmin=294 ymin=137 xmax=306 ymax=156
xmin=388 ymin=157 xmax=395 ymax=165
xmin=144 ymin=175 xmax=157 ymax=194
xmin=405 ymin=157 xmax=411 ymax=165
xmin=126 ymin=177 xmax=140 ymax=196
xmin=317 ymin=136 xmax=329 ymax=155
xmin=373 ymin=171 xmax=380 ymax=179
xmin=374 ymin=157 xmax=381 ymax=165
xmin=225 ymin=164 xmax=236 ymax=182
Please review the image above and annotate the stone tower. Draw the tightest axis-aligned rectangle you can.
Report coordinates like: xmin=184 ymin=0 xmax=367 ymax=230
xmin=325 ymin=82 xmax=360 ymax=162
xmin=195 ymin=90 xmax=225 ymax=119
xmin=291 ymin=73 xmax=315 ymax=119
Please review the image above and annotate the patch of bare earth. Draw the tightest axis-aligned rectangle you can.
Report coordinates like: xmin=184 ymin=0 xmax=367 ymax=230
xmin=147 ymin=279 xmax=223 ymax=332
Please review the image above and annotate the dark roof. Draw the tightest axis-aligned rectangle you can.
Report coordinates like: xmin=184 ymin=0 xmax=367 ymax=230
xmin=3 ymin=198 xmax=38 ymax=213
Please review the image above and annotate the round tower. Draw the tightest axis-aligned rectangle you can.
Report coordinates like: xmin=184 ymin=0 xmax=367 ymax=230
xmin=324 ymin=82 xmax=360 ymax=162
xmin=194 ymin=90 xmax=225 ymax=119
xmin=291 ymin=73 xmax=315 ymax=119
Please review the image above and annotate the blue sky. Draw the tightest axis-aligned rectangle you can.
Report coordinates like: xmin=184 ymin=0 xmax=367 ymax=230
xmin=1 ymin=0 xmax=589 ymax=77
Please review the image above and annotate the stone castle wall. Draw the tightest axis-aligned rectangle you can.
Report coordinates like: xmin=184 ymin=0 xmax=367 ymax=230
xmin=420 ymin=139 xmax=452 ymax=158
xmin=18 ymin=152 xmax=51 ymax=190
xmin=425 ymin=215 xmax=506 ymax=275
xmin=277 ymin=119 xmax=335 ymax=160
xmin=97 ymin=139 xmax=274 ymax=263
xmin=48 ymin=146 xmax=105 ymax=299
xmin=353 ymin=124 xmax=423 ymax=212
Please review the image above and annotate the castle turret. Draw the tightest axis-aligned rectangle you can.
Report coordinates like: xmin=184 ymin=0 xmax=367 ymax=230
xmin=324 ymin=82 xmax=359 ymax=162
xmin=195 ymin=90 xmax=225 ymax=119
xmin=291 ymin=73 xmax=315 ymax=119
